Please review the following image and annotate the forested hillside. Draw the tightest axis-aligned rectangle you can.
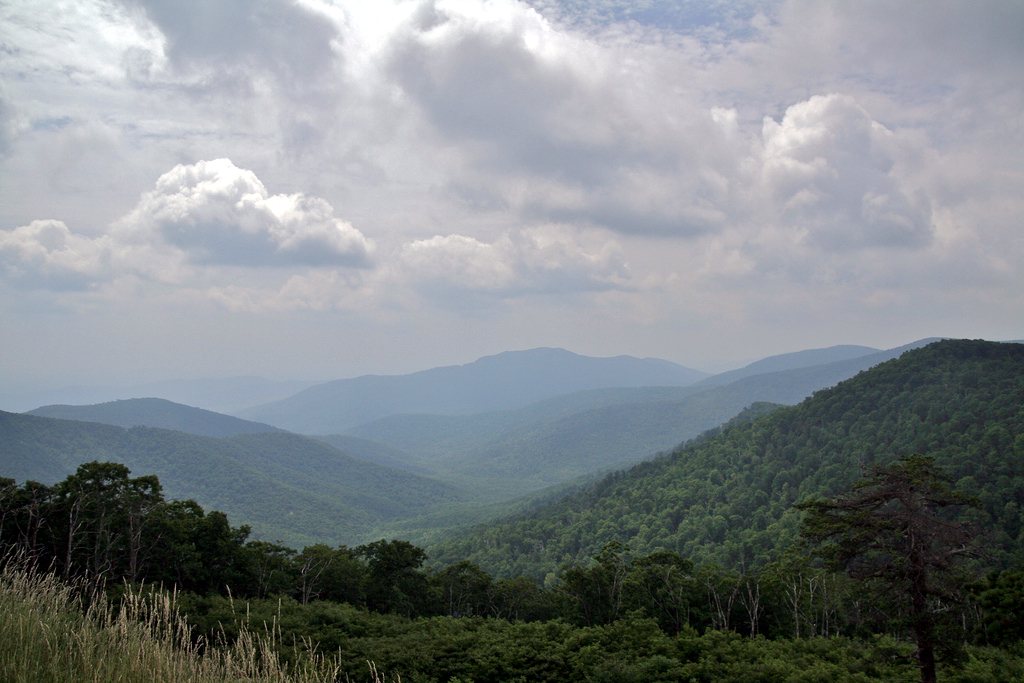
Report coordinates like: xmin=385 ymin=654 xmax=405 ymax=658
xmin=342 ymin=340 xmax=937 ymax=499
xmin=430 ymin=339 xmax=1024 ymax=578
xmin=7 ymin=458 xmax=1024 ymax=683
xmin=0 ymin=413 xmax=462 ymax=547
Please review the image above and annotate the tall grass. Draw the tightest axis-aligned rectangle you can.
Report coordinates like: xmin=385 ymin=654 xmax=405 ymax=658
xmin=0 ymin=557 xmax=388 ymax=683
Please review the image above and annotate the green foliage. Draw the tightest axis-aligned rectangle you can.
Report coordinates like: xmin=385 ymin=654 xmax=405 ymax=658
xmin=176 ymin=592 xmax=1024 ymax=683
xmin=969 ymin=570 xmax=1024 ymax=646
xmin=4 ymin=464 xmax=1024 ymax=682
xmin=430 ymin=340 xmax=1024 ymax=578
xmin=0 ymin=412 xmax=464 ymax=547
xmin=357 ymin=539 xmax=435 ymax=617
xmin=435 ymin=560 xmax=492 ymax=617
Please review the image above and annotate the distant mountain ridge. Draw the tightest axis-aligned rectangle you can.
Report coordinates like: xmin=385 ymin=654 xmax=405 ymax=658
xmin=238 ymin=347 xmax=709 ymax=434
xmin=27 ymin=397 xmax=283 ymax=438
xmin=694 ymin=344 xmax=881 ymax=387
xmin=1 ymin=376 xmax=318 ymax=414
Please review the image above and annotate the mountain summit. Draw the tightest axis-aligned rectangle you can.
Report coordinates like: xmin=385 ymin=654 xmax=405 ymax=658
xmin=238 ymin=348 xmax=708 ymax=434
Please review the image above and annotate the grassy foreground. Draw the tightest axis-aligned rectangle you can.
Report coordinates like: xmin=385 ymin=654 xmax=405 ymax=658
xmin=0 ymin=558 xmax=375 ymax=683
xmin=6 ymin=553 xmax=1024 ymax=683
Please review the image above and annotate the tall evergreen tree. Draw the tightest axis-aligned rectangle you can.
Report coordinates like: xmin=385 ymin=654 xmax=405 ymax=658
xmin=797 ymin=454 xmax=982 ymax=683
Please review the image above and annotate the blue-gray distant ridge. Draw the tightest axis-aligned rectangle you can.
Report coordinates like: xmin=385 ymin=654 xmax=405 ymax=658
xmin=694 ymin=344 xmax=881 ymax=387
xmin=237 ymin=348 xmax=709 ymax=434
xmin=27 ymin=397 xmax=284 ymax=439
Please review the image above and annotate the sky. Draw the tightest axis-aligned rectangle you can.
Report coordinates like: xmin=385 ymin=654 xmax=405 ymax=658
xmin=0 ymin=0 xmax=1022 ymax=392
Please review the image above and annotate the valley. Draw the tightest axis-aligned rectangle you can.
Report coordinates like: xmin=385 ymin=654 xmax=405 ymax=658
xmin=4 ymin=341 xmax=933 ymax=547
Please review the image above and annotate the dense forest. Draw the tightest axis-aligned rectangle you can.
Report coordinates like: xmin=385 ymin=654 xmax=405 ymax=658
xmin=0 ymin=412 xmax=463 ymax=547
xmin=430 ymin=339 xmax=1024 ymax=578
xmin=2 ymin=339 xmax=1024 ymax=682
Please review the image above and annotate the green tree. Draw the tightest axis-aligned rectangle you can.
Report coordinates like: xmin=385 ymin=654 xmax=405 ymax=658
xmin=969 ymin=569 xmax=1024 ymax=646
xmin=146 ymin=502 xmax=251 ymax=595
xmin=763 ymin=552 xmax=851 ymax=638
xmin=49 ymin=462 xmax=163 ymax=586
xmin=487 ymin=575 xmax=550 ymax=621
xmin=357 ymin=539 xmax=433 ymax=616
xmin=629 ymin=550 xmax=703 ymax=634
xmin=556 ymin=542 xmax=633 ymax=627
xmin=435 ymin=560 xmax=492 ymax=617
xmin=796 ymin=453 xmax=981 ymax=683
xmin=246 ymin=540 xmax=296 ymax=599
xmin=0 ymin=478 xmax=51 ymax=559
xmin=291 ymin=543 xmax=368 ymax=606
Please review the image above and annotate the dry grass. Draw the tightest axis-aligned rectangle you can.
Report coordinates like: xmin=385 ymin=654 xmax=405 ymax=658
xmin=0 ymin=557 xmax=392 ymax=683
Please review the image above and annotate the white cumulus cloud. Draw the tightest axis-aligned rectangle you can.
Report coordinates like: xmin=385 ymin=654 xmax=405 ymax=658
xmin=0 ymin=220 xmax=113 ymax=290
xmin=400 ymin=226 xmax=631 ymax=303
xmin=115 ymin=158 xmax=375 ymax=267
xmin=760 ymin=93 xmax=933 ymax=252
xmin=0 ymin=159 xmax=375 ymax=296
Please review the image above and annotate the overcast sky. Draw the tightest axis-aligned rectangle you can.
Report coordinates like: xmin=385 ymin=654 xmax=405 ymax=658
xmin=1 ymin=0 xmax=1021 ymax=390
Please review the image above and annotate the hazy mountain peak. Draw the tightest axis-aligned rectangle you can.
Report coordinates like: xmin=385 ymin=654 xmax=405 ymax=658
xmin=239 ymin=348 xmax=708 ymax=434
xmin=26 ymin=397 xmax=283 ymax=438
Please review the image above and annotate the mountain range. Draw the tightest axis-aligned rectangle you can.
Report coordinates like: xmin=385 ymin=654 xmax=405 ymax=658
xmin=0 ymin=376 xmax=318 ymax=415
xmin=326 ymin=340 xmax=936 ymax=500
xmin=2 ymin=338 xmax=967 ymax=548
xmin=236 ymin=347 xmax=711 ymax=433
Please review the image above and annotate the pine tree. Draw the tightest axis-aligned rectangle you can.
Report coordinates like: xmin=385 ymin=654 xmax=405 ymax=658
xmin=796 ymin=454 xmax=981 ymax=683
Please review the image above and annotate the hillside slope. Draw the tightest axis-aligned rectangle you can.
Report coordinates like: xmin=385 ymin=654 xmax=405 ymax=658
xmin=0 ymin=413 xmax=463 ymax=547
xmin=429 ymin=339 xmax=1024 ymax=578
xmin=693 ymin=344 xmax=882 ymax=387
xmin=27 ymin=397 xmax=283 ymax=438
xmin=346 ymin=340 xmax=938 ymax=497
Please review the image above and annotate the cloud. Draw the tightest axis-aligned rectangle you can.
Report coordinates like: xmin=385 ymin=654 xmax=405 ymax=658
xmin=399 ymin=225 xmax=631 ymax=303
xmin=110 ymin=0 xmax=347 ymax=157
xmin=759 ymin=94 xmax=933 ymax=251
xmin=1 ymin=159 xmax=374 ymax=294
xmin=125 ymin=0 xmax=338 ymax=80
xmin=0 ymin=88 xmax=14 ymax=157
xmin=1 ymin=0 xmax=1021 ymax=380
xmin=0 ymin=216 xmax=194 ymax=291
xmin=382 ymin=0 xmax=744 ymax=236
xmin=205 ymin=269 xmax=373 ymax=313
xmin=0 ymin=220 xmax=113 ymax=290
xmin=115 ymin=159 xmax=375 ymax=267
